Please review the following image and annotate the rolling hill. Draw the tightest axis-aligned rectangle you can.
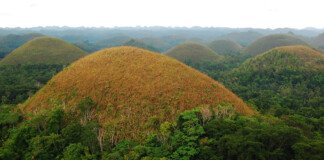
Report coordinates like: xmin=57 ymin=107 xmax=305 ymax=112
xmin=0 ymin=33 xmax=44 ymax=59
xmin=165 ymin=42 xmax=222 ymax=64
xmin=241 ymin=34 xmax=309 ymax=57
xmin=23 ymin=46 xmax=254 ymax=141
xmin=221 ymin=31 xmax=263 ymax=46
xmin=0 ymin=37 xmax=87 ymax=66
xmin=208 ymin=39 xmax=242 ymax=55
xmin=122 ymin=39 xmax=160 ymax=53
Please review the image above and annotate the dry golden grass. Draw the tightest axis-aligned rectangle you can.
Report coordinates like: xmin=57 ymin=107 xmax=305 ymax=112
xmin=23 ymin=46 xmax=255 ymax=141
xmin=0 ymin=37 xmax=87 ymax=66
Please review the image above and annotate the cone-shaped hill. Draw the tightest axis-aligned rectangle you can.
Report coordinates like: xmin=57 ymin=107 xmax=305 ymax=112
xmin=241 ymin=34 xmax=308 ymax=57
xmin=23 ymin=46 xmax=254 ymax=141
xmin=0 ymin=37 xmax=87 ymax=66
xmin=165 ymin=42 xmax=222 ymax=64
xmin=122 ymin=39 xmax=160 ymax=53
xmin=0 ymin=33 xmax=44 ymax=59
xmin=240 ymin=45 xmax=324 ymax=71
xmin=208 ymin=39 xmax=242 ymax=55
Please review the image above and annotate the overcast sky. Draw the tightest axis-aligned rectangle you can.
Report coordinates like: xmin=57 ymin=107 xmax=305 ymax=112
xmin=0 ymin=0 xmax=323 ymax=29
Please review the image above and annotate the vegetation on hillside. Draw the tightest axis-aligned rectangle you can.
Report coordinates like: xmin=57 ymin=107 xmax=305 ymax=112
xmin=23 ymin=46 xmax=254 ymax=142
xmin=0 ymin=33 xmax=44 ymax=59
xmin=0 ymin=27 xmax=323 ymax=159
xmin=0 ymin=37 xmax=87 ymax=66
xmin=241 ymin=34 xmax=309 ymax=57
xmin=0 ymin=105 xmax=323 ymax=159
xmin=219 ymin=46 xmax=324 ymax=116
xmin=208 ymin=39 xmax=242 ymax=55
xmin=0 ymin=64 xmax=64 ymax=104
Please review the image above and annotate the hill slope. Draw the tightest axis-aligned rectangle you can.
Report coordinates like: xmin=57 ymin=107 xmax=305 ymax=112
xmin=140 ymin=37 xmax=172 ymax=52
xmin=165 ymin=42 xmax=222 ymax=64
xmin=0 ymin=33 xmax=44 ymax=59
xmin=312 ymin=33 xmax=324 ymax=49
xmin=241 ymin=34 xmax=308 ymax=57
xmin=208 ymin=39 xmax=242 ymax=55
xmin=0 ymin=37 xmax=87 ymax=66
xmin=23 ymin=46 xmax=254 ymax=141
xmin=122 ymin=39 xmax=160 ymax=53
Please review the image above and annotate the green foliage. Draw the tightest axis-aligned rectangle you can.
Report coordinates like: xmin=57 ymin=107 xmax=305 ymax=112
xmin=63 ymin=143 xmax=90 ymax=160
xmin=0 ymin=64 xmax=63 ymax=104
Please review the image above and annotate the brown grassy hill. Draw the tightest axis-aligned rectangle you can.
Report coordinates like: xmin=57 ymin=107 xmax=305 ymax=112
xmin=240 ymin=45 xmax=324 ymax=71
xmin=241 ymin=34 xmax=309 ymax=57
xmin=312 ymin=33 xmax=324 ymax=49
xmin=165 ymin=42 xmax=222 ymax=64
xmin=23 ymin=46 xmax=254 ymax=141
xmin=208 ymin=39 xmax=242 ymax=55
xmin=0 ymin=37 xmax=87 ymax=66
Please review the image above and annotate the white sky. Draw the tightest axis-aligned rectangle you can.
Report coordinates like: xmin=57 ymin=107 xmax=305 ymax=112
xmin=0 ymin=0 xmax=323 ymax=29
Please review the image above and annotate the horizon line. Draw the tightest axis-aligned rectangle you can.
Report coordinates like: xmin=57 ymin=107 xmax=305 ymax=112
xmin=0 ymin=26 xmax=323 ymax=30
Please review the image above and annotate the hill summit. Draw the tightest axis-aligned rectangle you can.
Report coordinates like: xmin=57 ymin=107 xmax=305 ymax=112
xmin=23 ymin=46 xmax=254 ymax=141
xmin=165 ymin=42 xmax=222 ymax=64
xmin=208 ymin=39 xmax=242 ymax=55
xmin=240 ymin=45 xmax=324 ymax=71
xmin=241 ymin=34 xmax=308 ymax=57
xmin=0 ymin=37 xmax=87 ymax=66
